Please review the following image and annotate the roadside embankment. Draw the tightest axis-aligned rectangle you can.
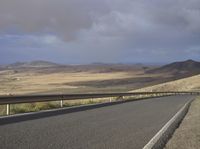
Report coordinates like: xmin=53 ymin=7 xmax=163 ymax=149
xmin=165 ymin=96 xmax=200 ymax=149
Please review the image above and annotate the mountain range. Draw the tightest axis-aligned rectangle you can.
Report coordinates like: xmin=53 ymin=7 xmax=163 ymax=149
xmin=1 ymin=59 xmax=200 ymax=76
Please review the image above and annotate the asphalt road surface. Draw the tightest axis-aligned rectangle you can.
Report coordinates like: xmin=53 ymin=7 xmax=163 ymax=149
xmin=0 ymin=95 xmax=194 ymax=149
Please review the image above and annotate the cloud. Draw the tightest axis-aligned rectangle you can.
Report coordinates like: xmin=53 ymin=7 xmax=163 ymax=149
xmin=0 ymin=0 xmax=200 ymax=63
xmin=0 ymin=0 xmax=109 ymax=40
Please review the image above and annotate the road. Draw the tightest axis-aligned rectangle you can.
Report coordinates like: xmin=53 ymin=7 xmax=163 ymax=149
xmin=0 ymin=95 xmax=194 ymax=149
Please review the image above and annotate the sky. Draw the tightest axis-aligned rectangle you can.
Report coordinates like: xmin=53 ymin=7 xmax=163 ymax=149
xmin=0 ymin=0 xmax=200 ymax=64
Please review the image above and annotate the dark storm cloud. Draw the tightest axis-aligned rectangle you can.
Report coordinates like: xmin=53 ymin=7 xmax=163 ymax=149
xmin=0 ymin=0 xmax=200 ymax=63
xmin=0 ymin=0 xmax=109 ymax=40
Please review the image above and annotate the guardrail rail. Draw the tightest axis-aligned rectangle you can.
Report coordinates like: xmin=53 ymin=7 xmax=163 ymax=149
xmin=0 ymin=91 xmax=199 ymax=115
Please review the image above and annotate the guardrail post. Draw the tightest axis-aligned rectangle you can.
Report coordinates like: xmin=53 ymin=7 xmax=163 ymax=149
xmin=6 ymin=104 xmax=10 ymax=115
xmin=90 ymin=98 xmax=93 ymax=104
xmin=60 ymin=100 xmax=63 ymax=108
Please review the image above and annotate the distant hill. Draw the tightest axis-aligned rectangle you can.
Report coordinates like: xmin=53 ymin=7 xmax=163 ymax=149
xmin=6 ymin=60 xmax=61 ymax=68
xmin=147 ymin=59 xmax=200 ymax=76
xmin=2 ymin=60 xmax=200 ymax=76
xmin=1 ymin=61 xmax=148 ymax=73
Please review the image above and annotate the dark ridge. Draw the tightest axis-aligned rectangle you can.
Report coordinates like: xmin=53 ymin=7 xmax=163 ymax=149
xmin=147 ymin=59 xmax=200 ymax=76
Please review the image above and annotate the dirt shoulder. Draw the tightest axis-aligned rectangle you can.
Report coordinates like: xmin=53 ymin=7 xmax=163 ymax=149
xmin=165 ymin=96 xmax=200 ymax=149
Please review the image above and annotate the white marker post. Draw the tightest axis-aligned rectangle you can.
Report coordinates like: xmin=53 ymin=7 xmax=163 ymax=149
xmin=60 ymin=100 xmax=63 ymax=108
xmin=6 ymin=104 xmax=10 ymax=115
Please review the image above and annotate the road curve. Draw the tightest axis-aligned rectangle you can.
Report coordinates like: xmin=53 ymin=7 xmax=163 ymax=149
xmin=0 ymin=95 xmax=194 ymax=149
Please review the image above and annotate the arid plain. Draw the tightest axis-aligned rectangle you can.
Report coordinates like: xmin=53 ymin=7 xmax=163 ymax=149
xmin=0 ymin=61 xmax=163 ymax=95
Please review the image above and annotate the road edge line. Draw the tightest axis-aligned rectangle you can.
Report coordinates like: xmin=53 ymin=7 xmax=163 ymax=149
xmin=143 ymin=98 xmax=194 ymax=149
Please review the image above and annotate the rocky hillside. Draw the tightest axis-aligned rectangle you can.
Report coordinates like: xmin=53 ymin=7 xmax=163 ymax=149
xmin=147 ymin=59 xmax=200 ymax=76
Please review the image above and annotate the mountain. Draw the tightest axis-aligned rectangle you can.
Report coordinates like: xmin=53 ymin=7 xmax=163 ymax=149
xmin=147 ymin=59 xmax=200 ymax=75
xmin=6 ymin=60 xmax=61 ymax=68
xmin=0 ymin=61 xmax=150 ymax=74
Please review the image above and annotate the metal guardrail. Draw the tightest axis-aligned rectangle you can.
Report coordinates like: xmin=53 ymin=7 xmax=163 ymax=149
xmin=0 ymin=91 xmax=199 ymax=115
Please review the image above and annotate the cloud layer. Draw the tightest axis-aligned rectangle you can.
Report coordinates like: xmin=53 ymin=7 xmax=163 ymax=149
xmin=0 ymin=0 xmax=200 ymax=64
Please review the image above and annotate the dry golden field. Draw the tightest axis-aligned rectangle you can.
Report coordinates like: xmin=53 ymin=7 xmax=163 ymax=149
xmin=0 ymin=66 xmax=167 ymax=95
xmin=0 ymin=70 xmax=138 ymax=95
xmin=1 ymin=65 xmax=199 ymax=96
xmin=2 ymin=60 xmax=199 ymax=95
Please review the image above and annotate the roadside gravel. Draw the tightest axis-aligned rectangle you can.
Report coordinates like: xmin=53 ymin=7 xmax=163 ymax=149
xmin=165 ymin=96 xmax=200 ymax=149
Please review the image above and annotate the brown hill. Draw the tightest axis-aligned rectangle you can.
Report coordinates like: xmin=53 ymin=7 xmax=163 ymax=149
xmin=147 ymin=59 xmax=200 ymax=77
xmin=2 ymin=61 xmax=148 ymax=74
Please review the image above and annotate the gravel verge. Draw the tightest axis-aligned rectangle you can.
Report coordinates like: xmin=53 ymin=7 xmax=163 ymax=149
xmin=165 ymin=96 xmax=200 ymax=149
